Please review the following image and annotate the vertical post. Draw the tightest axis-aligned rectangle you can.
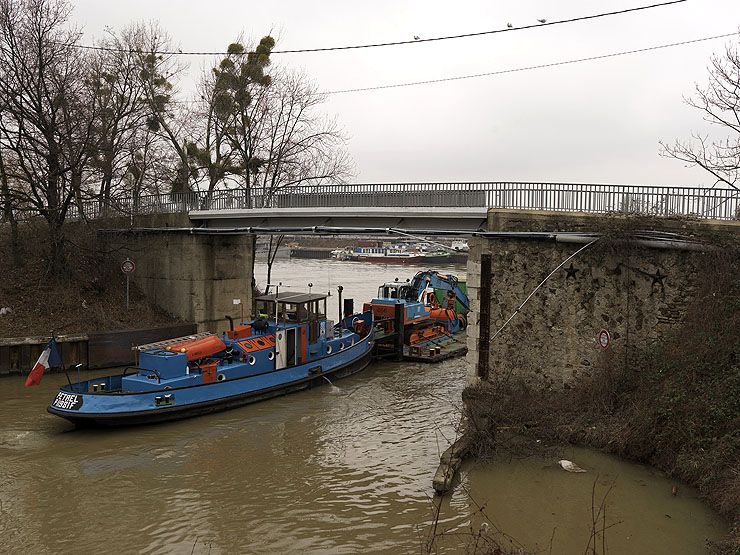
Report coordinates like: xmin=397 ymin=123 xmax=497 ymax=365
xmin=126 ymin=274 xmax=130 ymax=310
xmin=393 ymin=303 xmax=405 ymax=361
xmin=477 ymin=253 xmax=492 ymax=380
xmin=273 ymin=283 xmax=281 ymax=323
xmin=337 ymin=285 xmax=343 ymax=324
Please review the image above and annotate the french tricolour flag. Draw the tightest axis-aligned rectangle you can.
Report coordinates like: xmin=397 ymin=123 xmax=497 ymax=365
xmin=25 ymin=338 xmax=62 ymax=387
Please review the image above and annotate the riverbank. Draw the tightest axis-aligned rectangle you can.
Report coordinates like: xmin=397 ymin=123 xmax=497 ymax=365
xmin=0 ymin=222 xmax=180 ymax=338
xmin=464 ymin=248 xmax=739 ymax=552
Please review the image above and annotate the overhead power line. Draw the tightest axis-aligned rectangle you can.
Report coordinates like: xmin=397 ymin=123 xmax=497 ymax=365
xmin=274 ymin=0 xmax=688 ymax=54
xmin=73 ymin=0 xmax=688 ymax=56
xmin=323 ymin=32 xmax=737 ymax=95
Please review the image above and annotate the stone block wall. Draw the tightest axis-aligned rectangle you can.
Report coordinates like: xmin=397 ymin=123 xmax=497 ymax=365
xmin=465 ymin=210 xmax=739 ymax=386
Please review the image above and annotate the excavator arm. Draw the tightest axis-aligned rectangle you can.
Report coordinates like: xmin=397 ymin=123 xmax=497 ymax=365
xmin=410 ymin=271 xmax=469 ymax=314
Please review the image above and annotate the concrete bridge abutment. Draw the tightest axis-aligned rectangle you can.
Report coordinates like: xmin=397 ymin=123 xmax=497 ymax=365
xmin=465 ymin=209 xmax=739 ymax=387
xmin=105 ymin=214 xmax=255 ymax=334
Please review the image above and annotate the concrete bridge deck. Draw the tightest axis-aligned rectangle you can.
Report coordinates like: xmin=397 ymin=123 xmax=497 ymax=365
xmin=190 ymin=206 xmax=489 ymax=230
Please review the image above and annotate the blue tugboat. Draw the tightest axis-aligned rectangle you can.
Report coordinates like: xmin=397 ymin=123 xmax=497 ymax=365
xmin=47 ymin=291 xmax=373 ymax=426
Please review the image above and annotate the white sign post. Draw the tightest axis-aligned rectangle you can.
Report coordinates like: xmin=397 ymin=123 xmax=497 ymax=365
xmin=121 ymin=258 xmax=136 ymax=310
xmin=233 ymin=298 xmax=243 ymax=321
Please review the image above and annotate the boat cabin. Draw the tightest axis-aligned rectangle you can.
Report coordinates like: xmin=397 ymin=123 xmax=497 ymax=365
xmin=255 ymin=291 xmax=329 ymax=344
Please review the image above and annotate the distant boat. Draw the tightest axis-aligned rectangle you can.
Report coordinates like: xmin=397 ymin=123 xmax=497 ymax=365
xmin=332 ymin=244 xmax=467 ymax=265
xmin=451 ymin=240 xmax=469 ymax=253
xmin=345 ymin=246 xmax=426 ymax=264
xmin=48 ymin=291 xmax=374 ymax=427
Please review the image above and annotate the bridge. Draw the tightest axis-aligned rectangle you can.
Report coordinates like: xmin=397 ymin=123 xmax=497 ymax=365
xmin=85 ymin=182 xmax=739 ymax=230
xmin=93 ymin=181 xmax=738 ymax=370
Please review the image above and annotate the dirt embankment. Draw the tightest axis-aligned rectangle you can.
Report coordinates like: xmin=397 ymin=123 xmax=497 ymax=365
xmin=464 ymin=247 xmax=739 ymax=553
xmin=0 ymin=221 xmax=180 ymax=338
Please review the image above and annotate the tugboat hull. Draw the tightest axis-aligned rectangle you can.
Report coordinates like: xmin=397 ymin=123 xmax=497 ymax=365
xmin=48 ymin=337 xmax=372 ymax=427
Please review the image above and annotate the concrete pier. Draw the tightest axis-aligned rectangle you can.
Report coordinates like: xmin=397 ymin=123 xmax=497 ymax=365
xmin=105 ymin=214 xmax=255 ymax=334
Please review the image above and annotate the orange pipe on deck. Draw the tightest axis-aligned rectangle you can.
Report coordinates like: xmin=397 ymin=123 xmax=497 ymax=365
xmin=166 ymin=335 xmax=227 ymax=361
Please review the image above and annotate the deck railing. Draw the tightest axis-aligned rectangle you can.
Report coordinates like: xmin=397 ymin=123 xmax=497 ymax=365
xmin=65 ymin=182 xmax=740 ymax=221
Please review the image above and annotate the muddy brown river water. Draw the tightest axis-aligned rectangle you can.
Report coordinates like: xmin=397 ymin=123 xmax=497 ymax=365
xmin=0 ymin=259 xmax=727 ymax=554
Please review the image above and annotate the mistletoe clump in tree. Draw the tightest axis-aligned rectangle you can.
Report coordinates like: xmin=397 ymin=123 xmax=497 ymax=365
xmin=188 ymin=37 xmax=275 ymax=204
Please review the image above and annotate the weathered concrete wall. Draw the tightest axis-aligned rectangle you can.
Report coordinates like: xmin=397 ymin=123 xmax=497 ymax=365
xmin=466 ymin=209 xmax=739 ymax=386
xmin=104 ymin=214 xmax=254 ymax=333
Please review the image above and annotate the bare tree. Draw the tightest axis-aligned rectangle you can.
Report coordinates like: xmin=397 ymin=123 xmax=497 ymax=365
xmin=188 ymin=37 xmax=274 ymax=205
xmin=255 ymin=70 xmax=352 ymax=208
xmin=0 ymin=141 xmax=20 ymax=265
xmin=86 ymin=26 xmax=149 ymax=214
xmin=661 ymin=35 xmax=739 ymax=190
xmin=252 ymin=70 xmax=353 ymax=291
xmin=132 ymin=22 xmax=192 ymax=194
xmin=121 ymin=125 xmax=169 ymax=203
xmin=0 ymin=0 xmax=96 ymax=276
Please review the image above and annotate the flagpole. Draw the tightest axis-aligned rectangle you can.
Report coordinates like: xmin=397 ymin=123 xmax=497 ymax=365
xmin=63 ymin=364 xmax=73 ymax=386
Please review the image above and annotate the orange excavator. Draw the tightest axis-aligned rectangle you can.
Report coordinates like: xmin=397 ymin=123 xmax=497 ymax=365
xmin=365 ymin=270 xmax=469 ymax=360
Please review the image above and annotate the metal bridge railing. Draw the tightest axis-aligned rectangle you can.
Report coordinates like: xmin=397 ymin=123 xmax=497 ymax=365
xmin=68 ymin=182 xmax=739 ymax=221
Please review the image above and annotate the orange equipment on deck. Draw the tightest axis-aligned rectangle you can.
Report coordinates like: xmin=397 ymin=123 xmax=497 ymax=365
xmin=363 ymin=302 xmax=428 ymax=325
xmin=429 ymin=308 xmax=456 ymax=321
xmin=166 ymin=335 xmax=227 ymax=361
xmin=408 ymin=325 xmax=447 ymax=345
xmin=226 ymin=324 xmax=252 ymax=340
xmin=237 ymin=335 xmax=276 ymax=353
xmin=200 ymin=361 xmax=218 ymax=384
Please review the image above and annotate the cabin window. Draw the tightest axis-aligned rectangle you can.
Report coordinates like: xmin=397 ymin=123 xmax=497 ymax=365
xmin=308 ymin=299 xmax=326 ymax=319
xmin=326 ymin=345 xmax=333 ymax=354
xmin=248 ymin=355 xmax=256 ymax=365
xmin=281 ymin=302 xmax=299 ymax=321
xmin=256 ymin=300 xmax=274 ymax=317
xmin=296 ymin=303 xmax=308 ymax=322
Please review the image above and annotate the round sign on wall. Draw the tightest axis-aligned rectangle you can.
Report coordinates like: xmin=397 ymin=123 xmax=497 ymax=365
xmin=121 ymin=258 xmax=136 ymax=274
xmin=598 ymin=329 xmax=611 ymax=350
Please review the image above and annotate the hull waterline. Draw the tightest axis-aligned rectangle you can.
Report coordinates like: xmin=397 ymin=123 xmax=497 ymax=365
xmin=48 ymin=349 xmax=371 ymax=427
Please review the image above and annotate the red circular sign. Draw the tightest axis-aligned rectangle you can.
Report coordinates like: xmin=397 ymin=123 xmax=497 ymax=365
xmin=598 ymin=329 xmax=611 ymax=349
xmin=121 ymin=258 xmax=136 ymax=274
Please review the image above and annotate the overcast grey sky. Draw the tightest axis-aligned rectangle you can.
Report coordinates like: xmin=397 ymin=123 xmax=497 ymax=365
xmin=71 ymin=0 xmax=740 ymax=187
